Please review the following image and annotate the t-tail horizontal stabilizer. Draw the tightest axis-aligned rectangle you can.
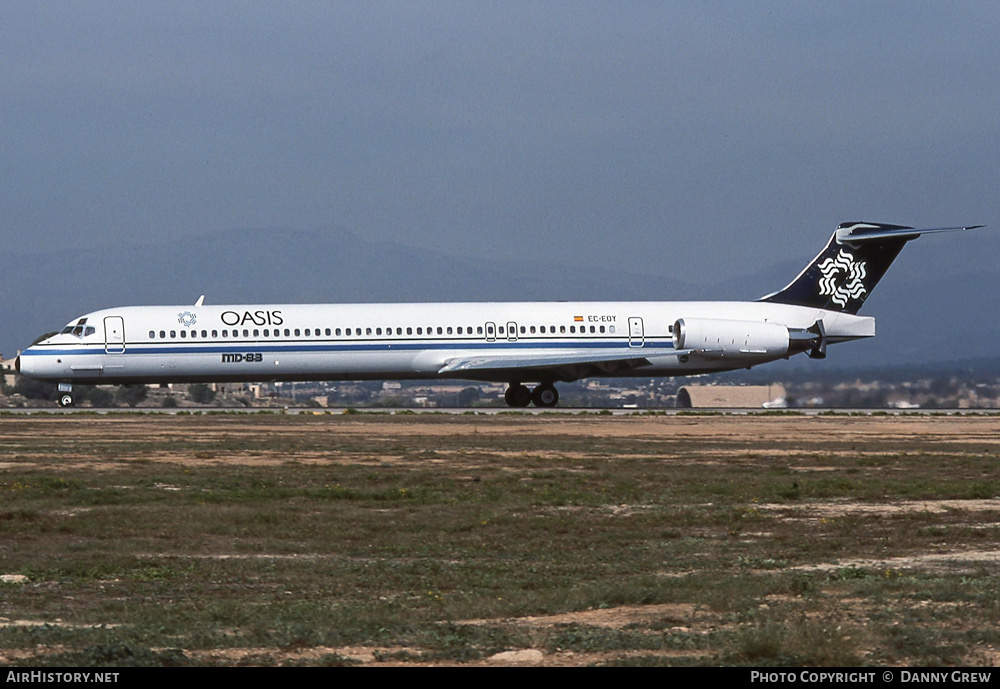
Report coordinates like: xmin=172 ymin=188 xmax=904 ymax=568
xmin=760 ymin=222 xmax=985 ymax=315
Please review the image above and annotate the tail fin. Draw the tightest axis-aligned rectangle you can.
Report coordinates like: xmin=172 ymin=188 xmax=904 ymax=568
xmin=759 ymin=222 xmax=984 ymax=314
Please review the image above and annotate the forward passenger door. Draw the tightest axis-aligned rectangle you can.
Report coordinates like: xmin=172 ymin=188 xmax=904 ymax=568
xmin=104 ymin=316 xmax=125 ymax=354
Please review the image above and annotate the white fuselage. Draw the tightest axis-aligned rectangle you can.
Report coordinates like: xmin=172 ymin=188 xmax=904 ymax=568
xmin=18 ymin=300 xmax=874 ymax=385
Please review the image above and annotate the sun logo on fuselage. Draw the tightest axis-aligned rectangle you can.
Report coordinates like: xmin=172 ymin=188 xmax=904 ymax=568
xmin=177 ymin=311 xmax=197 ymax=327
xmin=817 ymin=249 xmax=867 ymax=308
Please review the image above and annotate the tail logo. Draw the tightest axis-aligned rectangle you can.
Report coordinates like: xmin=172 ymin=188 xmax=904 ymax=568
xmin=817 ymin=249 xmax=867 ymax=307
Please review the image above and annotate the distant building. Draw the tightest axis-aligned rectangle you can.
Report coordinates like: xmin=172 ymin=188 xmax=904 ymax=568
xmin=676 ymin=384 xmax=786 ymax=409
xmin=1 ymin=355 xmax=18 ymax=388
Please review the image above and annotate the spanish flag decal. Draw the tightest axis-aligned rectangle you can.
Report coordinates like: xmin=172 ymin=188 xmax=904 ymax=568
xmin=573 ymin=316 xmax=583 ymax=322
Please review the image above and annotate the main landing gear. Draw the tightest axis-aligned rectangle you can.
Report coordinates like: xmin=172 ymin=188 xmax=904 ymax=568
xmin=504 ymin=383 xmax=559 ymax=408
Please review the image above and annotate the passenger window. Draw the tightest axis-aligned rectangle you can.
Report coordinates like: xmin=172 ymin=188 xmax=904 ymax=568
xmin=407 ymin=327 xmax=412 ymax=335
xmin=600 ymin=326 xmax=605 ymax=333
xmin=560 ymin=326 xmax=566 ymax=333
xmin=243 ymin=329 xmax=249 ymax=338
xmin=326 ymin=328 xmax=331 ymax=336
xmin=437 ymin=327 xmax=443 ymax=335
xmin=366 ymin=327 xmax=372 ymax=336
xmin=201 ymin=330 xmax=207 ymax=338
xmin=376 ymin=328 xmax=382 ymax=336
xmin=446 ymin=326 xmax=452 ymax=335
xmin=294 ymin=329 xmax=301 ymax=337
xmin=211 ymin=330 xmax=218 ymax=338
xmin=180 ymin=330 xmax=187 ymax=338
xmin=253 ymin=329 xmax=259 ymax=337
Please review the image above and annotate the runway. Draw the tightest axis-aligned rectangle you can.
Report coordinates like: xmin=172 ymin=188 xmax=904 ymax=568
xmin=4 ymin=405 xmax=1000 ymax=416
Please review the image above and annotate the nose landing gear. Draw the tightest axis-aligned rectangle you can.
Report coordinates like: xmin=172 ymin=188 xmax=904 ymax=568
xmin=504 ymin=383 xmax=559 ymax=408
xmin=57 ymin=383 xmax=74 ymax=408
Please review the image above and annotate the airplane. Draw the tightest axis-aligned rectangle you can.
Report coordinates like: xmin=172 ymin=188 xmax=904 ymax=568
xmin=16 ymin=221 xmax=985 ymax=408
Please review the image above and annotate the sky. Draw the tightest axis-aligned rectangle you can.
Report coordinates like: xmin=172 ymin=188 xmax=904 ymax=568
xmin=5 ymin=1 xmax=999 ymax=288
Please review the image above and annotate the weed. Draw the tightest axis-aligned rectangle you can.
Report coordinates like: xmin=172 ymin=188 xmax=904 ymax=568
xmin=3 ymin=414 xmax=999 ymax=666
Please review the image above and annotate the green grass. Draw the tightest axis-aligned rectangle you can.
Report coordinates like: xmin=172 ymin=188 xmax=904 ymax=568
xmin=2 ymin=414 xmax=1000 ymax=665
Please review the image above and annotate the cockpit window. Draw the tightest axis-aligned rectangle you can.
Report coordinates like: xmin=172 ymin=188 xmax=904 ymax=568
xmin=61 ymin=317 xmax=94 ymax=338
xmin=64 ymin=320 xmax=96 ymax=338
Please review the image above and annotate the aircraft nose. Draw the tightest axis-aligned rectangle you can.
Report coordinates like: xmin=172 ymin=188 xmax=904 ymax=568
xmin=15 ymin=349 xmax=40 ymax=378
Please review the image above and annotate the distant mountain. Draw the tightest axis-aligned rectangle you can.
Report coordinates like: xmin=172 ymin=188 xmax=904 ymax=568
xmin=709 ymin=233 xmax=1000 ymax=369
xmin=2 ymin=226 xmax=700 ymax=356
xmin=2 ymin=226 xmax=995 ymax=369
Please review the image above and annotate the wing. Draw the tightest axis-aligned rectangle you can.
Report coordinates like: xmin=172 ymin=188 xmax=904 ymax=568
xmin=438 ymin=347 xmax=695 ymax=382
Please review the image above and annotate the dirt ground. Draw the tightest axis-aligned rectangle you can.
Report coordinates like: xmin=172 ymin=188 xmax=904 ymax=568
xmin=3 ymin=412 xmax=1000 ymax=666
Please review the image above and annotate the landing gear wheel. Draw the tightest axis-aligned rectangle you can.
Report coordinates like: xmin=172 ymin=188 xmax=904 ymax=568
xmin=58 ymin=394 xmax=74 ymax=408
xmin=531 ymin=384 xmax=559 ymax=408
xmin=504 ymin=384 xmax=532 ymax=408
